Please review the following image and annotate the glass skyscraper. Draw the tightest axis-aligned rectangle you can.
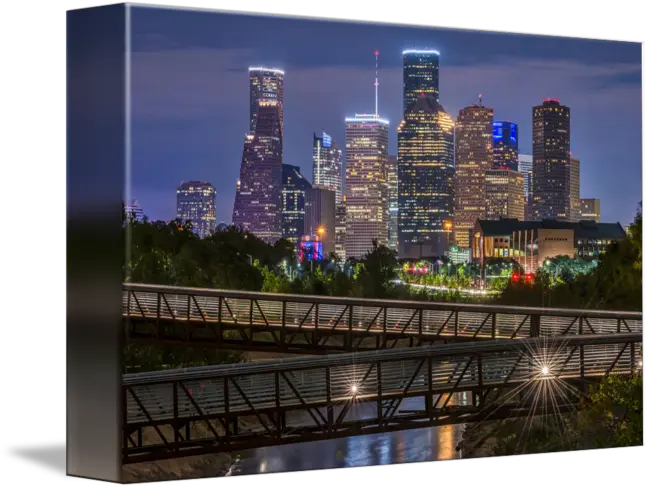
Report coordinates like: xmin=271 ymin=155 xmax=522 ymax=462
xmin=232 ymin=99 xmax=283 ymax=243
xmin=248 ymin=66 xmax=284 ymax=136
xmin=485 ymin=169 xmax=525 ymax=220
xmin=281 ymin=164 xmax=311 ymax=244
xmin=387 ymin=155 xmax=398 ymax=251
xmin=176 ymin=181 xmax=216 ymax=238
xmin=531 ymin=98 xmax=571 ymax=221
xmin=570 ymin=156 xmax=581 ymax=221
xmin=492 ymin=121 xmax=519 ymax=171
xmin=397 ymin=95 xmax=455 ymax=258
xmin=312 ymin=131 xmax=343 ymax=204
xmin=454 ymin=101 xmax=493 ymax=249
xmin=402 ymin=50 xmax=440 ymax=114
xmin=345 ymin=114 xmax=389 ymax=259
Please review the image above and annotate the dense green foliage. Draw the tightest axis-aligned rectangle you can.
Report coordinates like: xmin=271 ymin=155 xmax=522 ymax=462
xmin=488 ymin=373 xmax=643 ymax=456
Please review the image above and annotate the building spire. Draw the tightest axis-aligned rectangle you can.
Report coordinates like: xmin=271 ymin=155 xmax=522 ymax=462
xmin=374 ymin=49 xmax=380 ymax=116
xmin=478 ymin=93 xmax=483 ymax=106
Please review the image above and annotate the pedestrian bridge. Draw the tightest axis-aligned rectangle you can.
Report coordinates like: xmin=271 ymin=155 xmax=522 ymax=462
xmin=122 ymin=332 xmax=642 ymax=463
xmin=123 ymin=283 xmax=643 ymax=354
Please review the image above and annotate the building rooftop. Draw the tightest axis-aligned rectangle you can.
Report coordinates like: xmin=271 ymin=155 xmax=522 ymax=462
xmin=476 ymin=218 xmax=626 ymax=240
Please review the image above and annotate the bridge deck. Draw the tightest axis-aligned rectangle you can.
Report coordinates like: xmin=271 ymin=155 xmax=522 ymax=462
xmin=123 ymin=333 xmax=642 ymax=462
xmin=123 ymin=283 xmax=643 ymax=353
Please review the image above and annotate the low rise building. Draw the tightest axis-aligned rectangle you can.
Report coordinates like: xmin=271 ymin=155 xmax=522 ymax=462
xmin=471 ymin=218 xmax=625 ymax=273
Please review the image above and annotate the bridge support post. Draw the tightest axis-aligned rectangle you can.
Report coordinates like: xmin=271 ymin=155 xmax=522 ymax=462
xmin=530 ymin=314 xmax=541 ymax=337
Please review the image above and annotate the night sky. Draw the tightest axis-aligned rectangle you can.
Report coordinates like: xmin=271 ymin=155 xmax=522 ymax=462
xmin=130 ymin=5 xmax=642 ymax=226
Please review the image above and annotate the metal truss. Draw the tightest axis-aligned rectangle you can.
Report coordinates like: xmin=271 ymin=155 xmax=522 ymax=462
xmin=122 ymin=332 xmax=643 ymax=463
xmin=123 ymin=283 xmax=643 ymax=354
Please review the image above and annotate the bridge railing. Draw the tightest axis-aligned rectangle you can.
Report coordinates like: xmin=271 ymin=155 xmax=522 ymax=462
xmin=122 ymin=283 xmax=643 ymax=351
xmin=122 ymin=332 xmax=642 ymax=462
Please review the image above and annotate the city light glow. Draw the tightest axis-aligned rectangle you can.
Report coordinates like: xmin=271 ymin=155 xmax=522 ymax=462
xmin=402 ymin=49 xmax=440 ymax=55
xmin=248 ymin=66 xmax=285 ymax=75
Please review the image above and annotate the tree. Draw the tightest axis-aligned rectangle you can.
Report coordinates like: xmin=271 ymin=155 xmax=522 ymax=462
xmin=354 ymin=241 xmax=398 ymax=298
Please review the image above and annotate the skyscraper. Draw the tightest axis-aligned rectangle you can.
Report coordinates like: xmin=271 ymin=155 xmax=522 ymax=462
xmin=335 ymin=196 xmax=347 ymax=262
xmin=232 ymin=99 xmax=283 ymax=243
xmin=570 ymin=156 xmax=581 ymax=221
xmin=580 ymin=198 xmax=601 ymax=223
xmin=282 ymin=164 xmax=311 ymax=243
xmin=492 ymin=121 xmax=519 ymax=171
xmin=402 ymin=49 xmax=440 ymax=113
xmin=248 ymin=66 xmax=284 ymax=136
xmin=312 ymin=131 xmax=343 ymax=204
xmin=485 ymin=169 xmax=525 ymax=220
xmin=345 ymin=114 xmax=389 ymax=259
xmin=344 ymin=51 xmax=389 ymax=260
xmin=518 ymin=154 xmax=533 ymax=199
xmin=518 ymin=154 xmax=534 ymax=220
xmin=305 ymin=185 xmax=336 ymax=255
xmin=531 ymin=98 xmax=571 ymax=221
xmin=387 ymin=155 xmax=398 ymax=251
xmin=398 ymin=94 xmax=455 ymax=258
xmin=453 ymin=99 xmax=494 ymax=249
xmin=176 ymin=181 xmax=216 ymax=238
xmin=124 ymin=199 xmax=144 ymax=222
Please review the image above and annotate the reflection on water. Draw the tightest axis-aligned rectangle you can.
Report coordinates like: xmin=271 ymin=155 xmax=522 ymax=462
xmin=232 ymin=393 xmax=468 ymax=476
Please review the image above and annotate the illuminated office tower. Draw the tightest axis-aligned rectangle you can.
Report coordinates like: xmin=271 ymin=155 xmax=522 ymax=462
xmin=232 ymin=99 xmax=283 ymax=243
xmin=344 ymin=51 xmax=389 ymax=260
xmin=518 ymin=154 xmax=534 ymax=220
xmin=305 ymin=185 xmax=336 ymax=255
xmin=580 ymin=198 xmax=601 ymax=223
xmin=387 ymin=155 xmax=399 ymax=251
xmin=492 ymin=121 xmax=518 ymax=171
xmin=518 ymin=154 xmax=533 ymax=199
xmin=570 ymin=156 xmax=581 ymax=221
xmin=282 ymin=164 xmax=311 ymax=243
xmin=397 ymin=94 xmax=455 ymax=258
xmin=176 ymin=181 xmax=216 ymax=238
xmin=124 ymin=199 xmax=144 ymax=222
xmin=249 ymin=66 xmax=284 ymax=136
xmin=453 ymin=98 xmax=493 ymax=249
xmin=335 ymin=196 xmax=347 ymax=262
xmin=313 ymin=131 xmax=343 ymax=204
xmin=532 ymin=98 xmax=571 ymax=221
xmin=403 ymin=49 xmax=440 ymax=113
xmin=485 ymin=169 xmax=525 ymax=220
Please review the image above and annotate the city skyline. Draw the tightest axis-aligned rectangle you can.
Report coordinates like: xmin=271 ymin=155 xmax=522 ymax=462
xmin=130 ymin=7 xmax=641 ymax=228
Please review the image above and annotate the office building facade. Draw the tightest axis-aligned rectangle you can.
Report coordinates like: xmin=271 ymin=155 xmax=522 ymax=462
xmin=176 ymin=181 xmax=216 ymax=238
xmin=281 ymin=164 xmax=312 ymax=244
xmin=312 ymin=131 xmax=343 ymax=204
xmin=398 ymin=95 xmax=455 ymax=258
xmin=305 ymin=185 xmax=336 ymax=256
xmin=402 ymin=49 xmax=440 ymax=113
xmin=345 ymin=114 xmax=389 ymax=259
xmin=335 ymin=196 xmax=347 ymax=262
xmin=531 ymin=99 xmax=571 ymax=221
xmin=485 ymin=169 xmax=525 ymax=220
xmin=387 ymin=154 xmax=399 ymax=251
xmin=453 ymin=101 xmax=493 ymax=249
xmin=580 ymin=198 xmax=601 ymax=223
xmin=232 ymin=99 xmax=283 ymax=243
xmin=492 ymin=121 xmax=519 ymax=171
xmin=570 ymin=156 xmax=581 ymax=221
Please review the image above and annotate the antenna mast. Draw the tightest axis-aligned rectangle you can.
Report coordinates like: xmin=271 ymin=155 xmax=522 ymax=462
xmin=374 ymin=49 xmax=380 ymax=116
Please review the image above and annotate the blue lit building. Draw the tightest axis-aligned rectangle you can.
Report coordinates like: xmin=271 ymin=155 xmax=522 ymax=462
xmin=402 ymin=50 xmax=440 ymax=114
xmin=492 ymin=121 xmax=519 ymax=171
